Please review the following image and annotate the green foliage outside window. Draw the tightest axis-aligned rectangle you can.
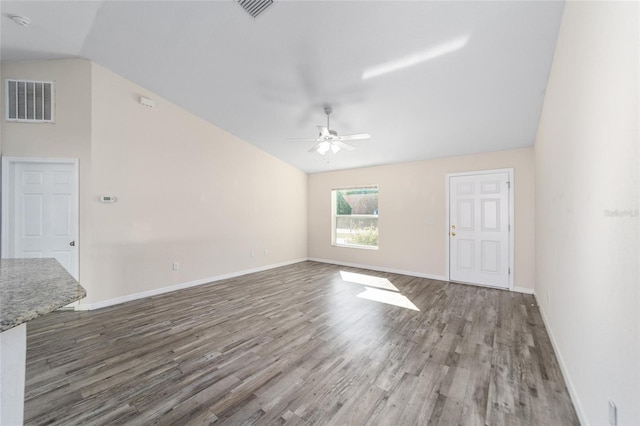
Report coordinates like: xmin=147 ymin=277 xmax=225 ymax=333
xmin=336 ymin=192 xmax=352 ymax=215
xmin=348 ymin=225 xmax=379 ymax=246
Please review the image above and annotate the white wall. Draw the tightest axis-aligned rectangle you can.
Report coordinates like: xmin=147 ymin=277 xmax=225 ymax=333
xmin=308 ymin=147 xmax=536 ymax=291
xmin=534 ymin=2 xmax=639 ymax=425
xmin=1 ymin=59 xmax=308 ymax=306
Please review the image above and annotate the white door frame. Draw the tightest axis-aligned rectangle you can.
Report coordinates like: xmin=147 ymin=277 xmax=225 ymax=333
xmin=445 ymin=168 xmax=515 ymax=291
xmin=1 ymin=156 xmax=80 ymax=281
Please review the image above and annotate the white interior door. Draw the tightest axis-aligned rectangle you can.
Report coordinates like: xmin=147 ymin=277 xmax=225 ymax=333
xmin=449 ymin=172 xmax=510 ymax=289
xmin=2 ymin=158 xmax=79 ymax=280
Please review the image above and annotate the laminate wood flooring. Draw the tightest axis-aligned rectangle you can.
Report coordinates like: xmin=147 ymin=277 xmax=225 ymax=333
xmin=24 ymin=261 xmax=579 ymax=425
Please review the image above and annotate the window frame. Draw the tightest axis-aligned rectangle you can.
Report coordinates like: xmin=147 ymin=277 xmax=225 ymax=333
xmin=331 ymin=186 xmax=379 ymax=250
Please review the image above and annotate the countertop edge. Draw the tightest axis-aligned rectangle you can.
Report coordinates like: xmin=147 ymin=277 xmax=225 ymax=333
xmin=0 ymin=286 xmax=86 ymax=332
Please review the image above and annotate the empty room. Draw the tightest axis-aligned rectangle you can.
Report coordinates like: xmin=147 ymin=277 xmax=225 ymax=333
xmin=0 ymin=1 xmax=638 ymax=425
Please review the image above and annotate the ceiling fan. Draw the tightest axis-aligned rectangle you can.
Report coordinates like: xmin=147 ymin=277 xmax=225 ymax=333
xmin=286 ymin=106 xmax=371 ymax=155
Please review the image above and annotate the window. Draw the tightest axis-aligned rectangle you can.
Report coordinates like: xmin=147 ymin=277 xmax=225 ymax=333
xmin=332 ymin=186 xmax=379 ymax=249
xmin=5 ymin=79 xmax=54 ymax=123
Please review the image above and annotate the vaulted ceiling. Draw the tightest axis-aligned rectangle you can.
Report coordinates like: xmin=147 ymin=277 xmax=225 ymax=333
xmin=1 ymin=1 xmax=564 ymax=173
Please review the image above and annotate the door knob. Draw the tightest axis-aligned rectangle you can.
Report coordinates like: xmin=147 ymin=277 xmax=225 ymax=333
xmin=451 ymin=225 xmax=456 ymax=229
xmin=451 ymin=232 xmax=456 ymax=236
xmin=69 ymin=241 xmax=75 ymax=247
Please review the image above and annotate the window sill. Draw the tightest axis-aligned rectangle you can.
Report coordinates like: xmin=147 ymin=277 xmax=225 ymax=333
xmin=332 ymin=244 xmax=379 ymax=251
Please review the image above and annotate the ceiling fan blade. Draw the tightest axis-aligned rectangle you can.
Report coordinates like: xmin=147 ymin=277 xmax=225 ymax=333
xmin=308 ymin=143 xmax=323 ymax=152
xmin=338 ymin=133 xmax=371 ymax=141
xmin=285 ymin=137 xmax=322 ymax=142
xmin=333 ymin=141 xmax=356 ymax=151
xmin=317 ymin=126 xmax=330 ymax=137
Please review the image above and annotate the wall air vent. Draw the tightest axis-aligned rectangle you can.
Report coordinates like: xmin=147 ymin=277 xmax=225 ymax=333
xmin=5 ymin=79 xmax=54 ymax=123
xmin=237 ymin=0 xmax=274 ymax=18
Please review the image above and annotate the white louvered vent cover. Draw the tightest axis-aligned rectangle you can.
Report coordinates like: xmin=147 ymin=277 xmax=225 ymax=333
xmin=5 ymin=79 xmax=54 ymax=123
xmin=237 ymin=0 xmax=273 ymax=18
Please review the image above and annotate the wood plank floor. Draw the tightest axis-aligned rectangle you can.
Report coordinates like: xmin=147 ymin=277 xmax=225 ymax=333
xmin=24 ymin=261 xmax=579 ymax=425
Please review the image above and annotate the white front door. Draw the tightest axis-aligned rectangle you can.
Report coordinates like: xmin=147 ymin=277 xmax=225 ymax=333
xmin=2 ymin=158 xmax=79 ymax=280
xmin=449 ymin=171 xmax=511 ymax=289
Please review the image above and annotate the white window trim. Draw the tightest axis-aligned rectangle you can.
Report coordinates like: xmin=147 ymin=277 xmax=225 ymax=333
xmin=331 ymin=187 xmax=380 ymax=250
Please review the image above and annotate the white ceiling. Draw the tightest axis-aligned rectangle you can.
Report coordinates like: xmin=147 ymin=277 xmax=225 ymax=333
xmin=1 ymin=1 xmax=564 ymax=173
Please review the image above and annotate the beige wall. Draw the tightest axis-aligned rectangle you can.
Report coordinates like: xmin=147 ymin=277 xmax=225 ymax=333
xmin=89 ymin=63 xmax=308 ymax=304
xmin=534 ymin=2 xmax=639 ymax=425
xmin=1 ymin=59 xmax=308 ymax=306
xmin=1 ymin=59 xmax=95 ymax=292
xmin=308 ymin=147 xmax=536 ymax=291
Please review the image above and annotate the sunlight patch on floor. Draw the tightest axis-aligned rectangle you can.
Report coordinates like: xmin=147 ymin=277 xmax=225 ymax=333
xmin=339 ymin=271 xmax=399 ymax=291
xmin=340 ymin=271 xmax=420 ymax=311
xmin=356 ymin=287 xmax=420 ymax=311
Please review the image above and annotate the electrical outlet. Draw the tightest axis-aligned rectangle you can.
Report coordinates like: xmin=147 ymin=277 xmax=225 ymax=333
xmin=250 ymin=251 xmax=255 ymax=258
xmin=173 ymin=262 xmax=180 ymax=271
xmin=264 ymin=248 xmax=269 ymax=256
xmin=609 ymin=399 xmax=617 ymax=426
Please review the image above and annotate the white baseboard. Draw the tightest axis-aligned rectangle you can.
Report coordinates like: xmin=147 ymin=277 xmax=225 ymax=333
xmin=78 ymin=258 xmax=535 ymax=311
xmin=535 ymin=294 xmax=587 ymax=425
xmin=76 ymin=258 xmax=308 ymax=311
xmin=308 ymin=258 xmax=536 ymax=296
xmin=307 ymin=257 xmax=448 ymax=282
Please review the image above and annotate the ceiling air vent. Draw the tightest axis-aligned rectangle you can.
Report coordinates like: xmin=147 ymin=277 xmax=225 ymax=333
xmin=237 ymin=0 xmax=274 ymax=19
xmin=5 ymin=79 xmax=54 ymax=123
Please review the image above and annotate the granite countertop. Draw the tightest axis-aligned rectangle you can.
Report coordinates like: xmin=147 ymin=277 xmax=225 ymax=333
xmin=0 ymin=258 xmax=86 ymax=332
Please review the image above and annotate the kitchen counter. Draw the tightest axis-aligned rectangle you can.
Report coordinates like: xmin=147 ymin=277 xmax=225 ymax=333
xmin=1 ymin=258 xmax=86 ymax=331
xmin=0 ymin=257 xmax=86 ymax=426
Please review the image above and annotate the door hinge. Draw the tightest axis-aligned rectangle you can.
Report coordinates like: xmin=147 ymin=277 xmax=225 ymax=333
xmin=508 ymin=267 xmax=511 ymax=275
xmin=507 ymin=181 xmax=511 ymax=188
xmin=508 ymin=224 xmax=511 ymax=232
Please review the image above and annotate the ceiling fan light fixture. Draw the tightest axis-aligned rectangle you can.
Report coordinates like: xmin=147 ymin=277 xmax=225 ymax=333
xmin=317 ymin=141 xmax=331 ymax=155
xmin=316 ymin=141 xmax=333 ymax=155
xmin=287 ymin=106 xmax=371 ymax=155
xmin=314 ymin=142 xmax=341 ymax=155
